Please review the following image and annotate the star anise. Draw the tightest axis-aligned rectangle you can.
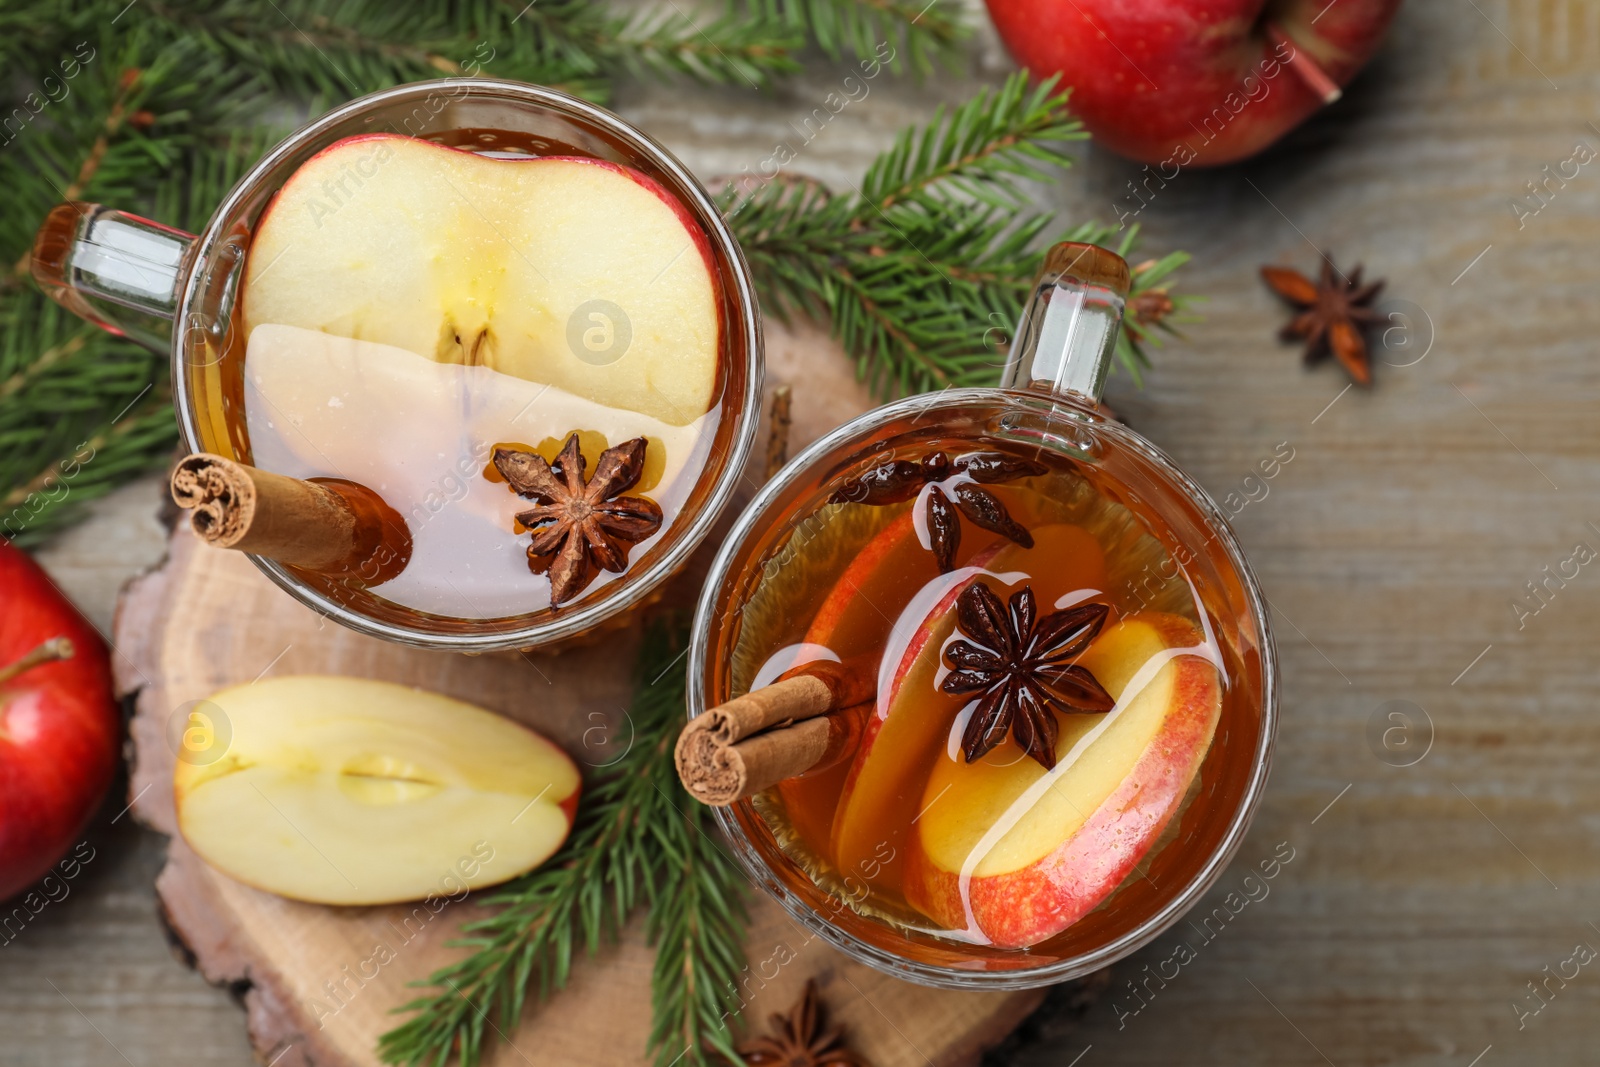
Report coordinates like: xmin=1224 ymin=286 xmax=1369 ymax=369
xmin=830 ymin=450 xmax=1046 ymax=573
xmin=1261 ymin=257 xmax=1386 ymax=385
xmin=941 ymin=581 xmax=1115 ymax=770
xmin=492 ymin=433 xmax=662 ymax=607
xmin=739 ymin=979 xmax=867 ymax=1067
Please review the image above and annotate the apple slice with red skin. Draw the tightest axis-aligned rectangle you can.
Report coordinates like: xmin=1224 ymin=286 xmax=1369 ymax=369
xmin=825 ymin=523 xmax=1108 ymax=892
xmin=984 ymin=0 xmax=1402 ymax=166
xmin=0 ymin=542 xmax=118 ymax=902
xmin=902 ymin=611 xmax=1222 ymax=948
xmin=244 ymin=133 xmax=721 ymax=425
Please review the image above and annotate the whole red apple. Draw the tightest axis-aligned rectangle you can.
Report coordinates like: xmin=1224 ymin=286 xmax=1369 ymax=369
xmin=985 ymin=0 xmax=1403 ymax=167
xmin=0 ymin=540 xmax=119 ymax=901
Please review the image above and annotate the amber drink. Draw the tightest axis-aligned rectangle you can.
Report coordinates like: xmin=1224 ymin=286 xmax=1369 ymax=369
xmin=686 ymin=243 xmax=1275 ymax=985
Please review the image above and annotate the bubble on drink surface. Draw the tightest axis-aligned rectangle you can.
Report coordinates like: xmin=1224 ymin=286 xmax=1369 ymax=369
xmin=1365 ymin=699 xmax=1432 ymax=768
xmin=567 ymin=299 xmax=632 ymax=367
xmin=168 ymin=699 xmax=233 ymax=766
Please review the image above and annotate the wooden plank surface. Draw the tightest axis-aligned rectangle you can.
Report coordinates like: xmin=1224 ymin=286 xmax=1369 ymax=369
xmin=10 ymin=0 xmax=1600 ymax=1064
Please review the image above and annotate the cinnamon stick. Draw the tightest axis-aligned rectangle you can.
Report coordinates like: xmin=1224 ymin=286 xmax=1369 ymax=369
xmin=170 ymin=453 xmax=410 ymax=579
xmin=675 ymin=659 xmax=873 ymax=807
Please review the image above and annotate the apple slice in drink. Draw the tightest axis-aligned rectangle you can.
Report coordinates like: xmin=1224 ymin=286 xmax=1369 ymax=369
xmin=825 ymin=523 xmax=1108 ymax=892
xmin=902 ymin=611 xmax=1223 ymax=948
xmin=244 ymin=133 xmax=720 ymax=426
xmin=772 ymin=510 xmax=934 ymax=856
xmin=174 ymin=676 xmax=580 ymax=905
xmin=806 ymin=511 xmax=930 ymax=657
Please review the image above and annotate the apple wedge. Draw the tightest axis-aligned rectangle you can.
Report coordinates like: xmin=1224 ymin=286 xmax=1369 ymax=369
xmin=773 ymin=510 xmax=940 ymax=857
xmin=902 ymin=611 xmax=1222 ymax=948
xmin=174 ymin=676 xmax=580 ymax=905
xmin=825 ymin=523 xmax=1108 ymax=891
xmin=806 ymin=510 xmax=930 ymax=656
xmin=244 ymin=134 xmax=720 ymax=426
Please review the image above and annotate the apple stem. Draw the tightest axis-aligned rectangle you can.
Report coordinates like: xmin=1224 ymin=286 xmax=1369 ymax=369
xmin=1265 ymin=23 xmax=1343 ymax=105
xmin=0 ymin=637 xmax=76 ymax=685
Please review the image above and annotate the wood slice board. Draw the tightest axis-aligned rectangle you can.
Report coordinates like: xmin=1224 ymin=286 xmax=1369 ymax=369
xmin=112 ymin=321 xmax=1049 ymax=1067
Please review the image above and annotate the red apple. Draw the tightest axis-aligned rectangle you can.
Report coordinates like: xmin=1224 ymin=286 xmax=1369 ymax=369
xmin=0 ymin=541 xmax=118 ymax=901
xmin=903 ymin=611 xmax=1222 ymax=948
xmin=985 ymin=0 xmax=1404 ymax=166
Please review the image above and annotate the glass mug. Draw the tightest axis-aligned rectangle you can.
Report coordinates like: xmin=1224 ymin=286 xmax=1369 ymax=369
xmin=689 ymin=242 xmax=1277 ymax=986
xmin=31 ymin=79 xmax=762 ymax=651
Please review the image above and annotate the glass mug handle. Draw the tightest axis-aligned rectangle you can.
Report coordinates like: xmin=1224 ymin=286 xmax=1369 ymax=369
xmin=31 ymin=202 xmax=198 ymax=352
xmin=1003 ymin=241 xmax=1131 ymax=407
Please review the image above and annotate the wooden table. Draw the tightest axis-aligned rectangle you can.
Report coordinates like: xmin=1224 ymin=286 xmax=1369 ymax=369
xmin=9 ymin=1 xmax=1600 ymax=1063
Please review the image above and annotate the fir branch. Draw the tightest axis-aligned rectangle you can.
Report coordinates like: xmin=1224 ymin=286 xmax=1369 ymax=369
xmin=377 ymin=621 xmax=749 ymax=1067
xmin=861 ymin=73 xmax=1085 ymax=210
xmin=143 ymin=0 xmax=598 ymax=102
xmin=0 ymin=27 xmax=271 ymax=545
xmin=643 ymin=692 xmax=749 ymax=1066
xmin=1087 ymin=224 xmax=1196 ymax=390
xmin=725 ymin=71 xmax=1193 ymax=397
xmin=745 ymin=0 xmax=969 ymax=75
xmin=0 ymin=289 xmax=179 ymax=546
xmin=594 ymin=6 xmax=803 ymax=89
xmin=130 ymin=0 xmax=802 ymax=105
xmin=0 ymin=391 xmax=178 ymax=546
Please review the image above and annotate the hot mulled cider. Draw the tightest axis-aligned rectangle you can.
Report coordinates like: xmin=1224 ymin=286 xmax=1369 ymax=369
xmin=681 ymin=242 xmax=1273 ymax=976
